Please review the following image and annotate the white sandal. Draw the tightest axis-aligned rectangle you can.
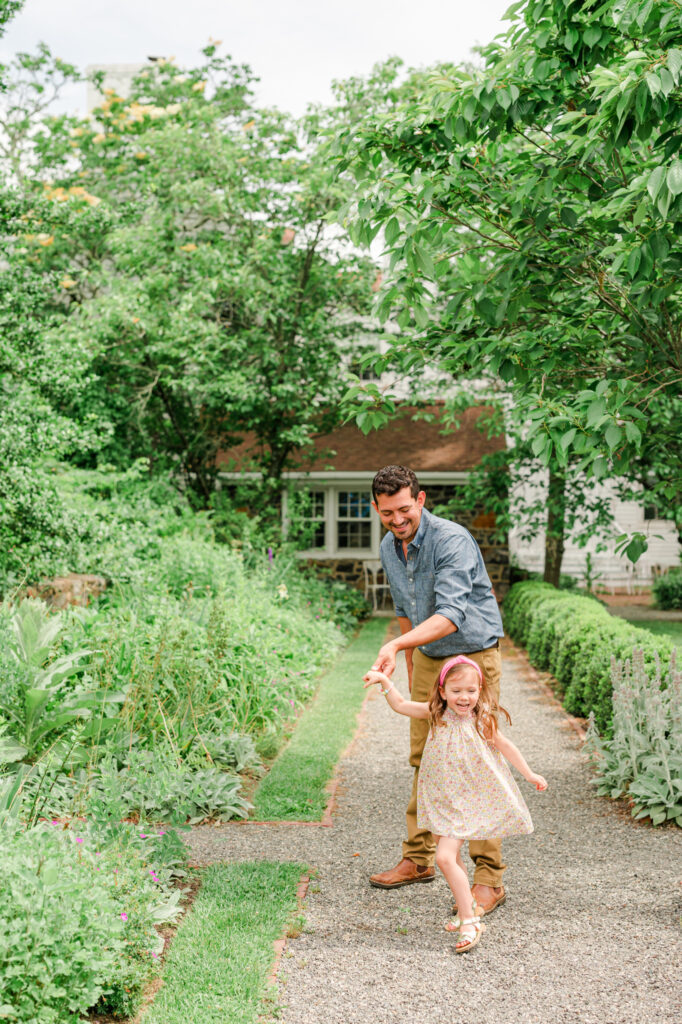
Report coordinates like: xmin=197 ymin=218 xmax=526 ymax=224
xmin=448 ymin=913 xmax=485 ymax=953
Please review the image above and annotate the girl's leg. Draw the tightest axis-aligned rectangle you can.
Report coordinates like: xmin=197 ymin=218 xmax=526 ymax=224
xmin=435 ymin=837 xmax=474 ymax=923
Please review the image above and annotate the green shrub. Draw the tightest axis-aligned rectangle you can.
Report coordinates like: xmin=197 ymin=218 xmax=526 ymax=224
xmin=503 ymin=582 xmax=676 ymax=731
xmin=585 ymin=650 xmax=681 ymax=827
xmin=0 ymin=817 xmax=188 ymax=1021
xmin=652 ymin=568 xmax=682 ymax=610
xmin=0 ymin=826 xmax=125 ymax=1023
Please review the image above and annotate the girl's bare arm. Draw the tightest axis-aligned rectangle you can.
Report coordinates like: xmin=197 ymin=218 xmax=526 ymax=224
xmin=363 ymin=670 xmax=430 ymax=720
xmin=490 ymin=731 xmax=548 ymax=790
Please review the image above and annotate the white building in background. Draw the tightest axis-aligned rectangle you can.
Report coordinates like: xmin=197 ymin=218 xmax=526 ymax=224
xmin=509 ymin=476 xmax=680 ymax=592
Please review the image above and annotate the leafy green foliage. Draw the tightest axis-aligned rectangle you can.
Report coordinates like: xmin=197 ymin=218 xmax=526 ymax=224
xmin=0 ymin=819 xmax=187 ymax=1022
xmin=652 ymin=568 xmax=682 ymax=610
xmin=585 ymin=650 xmax=681 ymax=827
xmin=9 ymin=45 xmax=378 ymax=509
xmin=336 ymin=0 xmax=682 ymax=554
xmin=0 ymin=599 xmax=123 ymax=764
xmin=504 ymin=581 xmax=676 ymax=730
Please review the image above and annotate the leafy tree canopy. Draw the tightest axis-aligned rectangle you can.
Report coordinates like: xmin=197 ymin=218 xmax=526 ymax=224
xmin=335 ymin=0 xmax=682 ymax=559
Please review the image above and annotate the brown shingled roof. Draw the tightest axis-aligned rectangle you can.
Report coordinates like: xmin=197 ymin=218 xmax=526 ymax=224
xmin=217 ymin=404 xmax=505 ymax=474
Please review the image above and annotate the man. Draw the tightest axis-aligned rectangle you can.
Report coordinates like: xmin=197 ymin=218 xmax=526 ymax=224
xmin=369 ymin=464 xmax=506 ymax=916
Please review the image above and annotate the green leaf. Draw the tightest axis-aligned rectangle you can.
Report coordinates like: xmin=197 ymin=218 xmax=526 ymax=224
xmin=624 ymin=534 xmax=648 ymax=564
xmin=584 ymin=26 xmax=602 ymax=47
xmin=624 ymin=421 xmax=642 ymax=445
xmin=0 ymin=737 xmax=28 ymax=763
xmin=586 ymin=399 xmax=606 ymax=427
xmin=667 ymin=48 xmax=682 ymax=80
xmin=666 ymin=158 xmax=682 ymax=197
xmin=645 ymin=71 xmax=661 ymax=96
xmin=560 ymin=206 xmax=577 ymax=228
xmin=384 ymin=216 xmax=400 ymax=245
xmin=605 ymin=424 xmax=622 ymax=450
xmin=413 ymin=244 xmax=435 ymax=278
xmin=647 ymin=166 xmax=665 ymax=201
xmin=476 ymin=298 xmax=498 ymax=326
xmin=659 ymin=67 xmax=675 ymax=96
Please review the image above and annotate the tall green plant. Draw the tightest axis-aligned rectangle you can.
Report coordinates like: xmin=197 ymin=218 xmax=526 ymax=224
xmin=0 ymin=599 xmax=122 ymax=763
xmin=585 ymin=650 xmax=681 ymax=826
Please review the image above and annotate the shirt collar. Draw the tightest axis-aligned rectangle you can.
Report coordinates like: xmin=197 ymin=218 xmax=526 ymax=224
xmin=392 ymin=506 xmax=430 ymax=554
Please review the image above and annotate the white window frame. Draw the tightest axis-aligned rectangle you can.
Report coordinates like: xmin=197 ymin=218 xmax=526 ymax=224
xmin=288 ymin=475 xmax=470 ymax=559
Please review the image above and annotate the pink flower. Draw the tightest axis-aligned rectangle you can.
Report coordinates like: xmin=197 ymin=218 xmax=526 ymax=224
xmin=121 ymin=912 xmax=128 ymax=922
xmin=157 ymin=830 xmax=166 ymax=836
xmin=139 ymin=833 xmax=147 ymax=839
xmin=75 ymin=837 xmax=84 ymax=844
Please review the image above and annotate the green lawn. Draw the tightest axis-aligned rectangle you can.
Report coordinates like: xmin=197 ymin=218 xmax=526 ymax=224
xmin=144 ymin=863 xmax=305 ymax=1024
xmin=634 ymin=619 xmax=682 ymax=648
xmin=252 ymin=616 xmax=388 ymax=820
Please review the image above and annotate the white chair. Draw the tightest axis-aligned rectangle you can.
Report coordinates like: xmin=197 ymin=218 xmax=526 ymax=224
xmin=363 ymin=559 xmax=391 ymax=611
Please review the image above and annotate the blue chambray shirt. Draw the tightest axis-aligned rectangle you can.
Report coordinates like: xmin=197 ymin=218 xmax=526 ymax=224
xmin=380 ymin=507 xmax=504 ymax=657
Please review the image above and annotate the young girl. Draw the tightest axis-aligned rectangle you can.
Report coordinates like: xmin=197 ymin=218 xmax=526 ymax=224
xmin=364 ymin=655 xmax=547 ymax=953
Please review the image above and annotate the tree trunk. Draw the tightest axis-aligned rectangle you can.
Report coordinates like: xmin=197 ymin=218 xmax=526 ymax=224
xmin=543 ymin=464 xmax=566 ymax=587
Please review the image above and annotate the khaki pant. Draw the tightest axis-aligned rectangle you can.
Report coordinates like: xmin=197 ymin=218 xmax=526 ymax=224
xmin=402 ymin=646 xmax=506 ymax=887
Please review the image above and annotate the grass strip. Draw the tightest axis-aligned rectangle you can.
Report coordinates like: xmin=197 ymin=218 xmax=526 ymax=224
xmin=252 ymin=616 xmax=388 ymax=820
xmin=143 ymin=862 xmax=305 ymax=1024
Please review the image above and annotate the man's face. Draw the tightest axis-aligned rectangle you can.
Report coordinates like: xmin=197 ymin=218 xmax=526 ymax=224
xmin=372 ymin=487 xmax=426 ymax=544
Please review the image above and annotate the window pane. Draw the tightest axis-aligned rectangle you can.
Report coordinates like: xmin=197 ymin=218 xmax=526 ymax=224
xmin=338 ymin=491 xmax=371 ymax=519
xmin=310 ymin=521 xmax=326 ymax=547
xmin=337 ymin=521 xmax=372 ymax=549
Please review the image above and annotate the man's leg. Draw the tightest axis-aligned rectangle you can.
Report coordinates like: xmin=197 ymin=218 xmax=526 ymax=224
xmin=401 ymin=648 xmax=439 ymax=865
xmin=370 ymin=649 xmax=440 ymax=887
xmin=464 ymin=646 xmax=507 ymax=912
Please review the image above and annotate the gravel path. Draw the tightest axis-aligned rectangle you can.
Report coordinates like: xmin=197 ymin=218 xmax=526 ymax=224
xmin=188 ymin=638 xmax=682 ymax=1024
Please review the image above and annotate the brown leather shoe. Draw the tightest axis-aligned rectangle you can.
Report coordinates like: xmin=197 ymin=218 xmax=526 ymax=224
xmin=452 ymin=884 xmax=506 ymax=917
xmin=370 ymin=857 xmax=435 ymax=889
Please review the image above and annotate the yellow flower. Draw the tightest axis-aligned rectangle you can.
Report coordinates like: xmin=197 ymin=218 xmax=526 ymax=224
xmin=242 ymin=120 xmax=255 ymax=131
xmin=38 ymin=235 xmax=54 ymax=247
xmin=93 ymin=133 xmax=106 ymax=144
xmin=180 ymin=243 xmax=198 ymax=252
xmin=135 ymin=151 xmax=147 ymax=160
xmin=192 ymin=81 xmax=206 ymax=92
xmin=131 ymin=317 xmax=140 ymax=323
xmin=60 ymin=278 xmax=77 ymax=288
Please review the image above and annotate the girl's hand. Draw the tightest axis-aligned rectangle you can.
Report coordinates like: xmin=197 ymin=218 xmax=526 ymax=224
xmin=527 ymin=773 xmax=548 ymax=791
xmin=363 ymin=669 xmax=390 ymax=689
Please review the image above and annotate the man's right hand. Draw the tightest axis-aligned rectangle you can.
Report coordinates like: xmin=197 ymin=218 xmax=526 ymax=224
xmin=371 ymin=640 xmax=399 ymax=678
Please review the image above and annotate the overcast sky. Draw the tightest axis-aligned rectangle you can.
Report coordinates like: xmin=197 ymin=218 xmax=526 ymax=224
xmin=0 ymin=0 xmax=513 ymax=115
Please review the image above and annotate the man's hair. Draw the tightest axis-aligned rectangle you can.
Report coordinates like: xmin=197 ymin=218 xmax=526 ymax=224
xmin=371 ymin=465 xmax=420 ymax=502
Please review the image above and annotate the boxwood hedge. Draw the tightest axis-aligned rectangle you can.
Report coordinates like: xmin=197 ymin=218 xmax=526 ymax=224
xmin=503 ymin=582 xmax=676 ymax=732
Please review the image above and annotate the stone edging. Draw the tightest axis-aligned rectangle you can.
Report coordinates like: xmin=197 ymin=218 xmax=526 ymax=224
xmin=266 ymin=872 xmax=312 ymax=994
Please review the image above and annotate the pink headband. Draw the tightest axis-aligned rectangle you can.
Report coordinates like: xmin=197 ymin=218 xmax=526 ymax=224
xmin=438 ymin=655 xmax=484 ymax=688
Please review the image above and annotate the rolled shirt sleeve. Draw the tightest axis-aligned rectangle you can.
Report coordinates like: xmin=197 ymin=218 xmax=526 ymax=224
xmin=432 ymin=532 xmax=477 ymax=630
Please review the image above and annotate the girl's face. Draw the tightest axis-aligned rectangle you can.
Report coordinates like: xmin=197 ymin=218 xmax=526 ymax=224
xmin=442 ymin=669 xmax=481 ymax=716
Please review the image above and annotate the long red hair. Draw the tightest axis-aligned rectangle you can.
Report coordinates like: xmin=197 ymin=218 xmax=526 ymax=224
xmin=428 ymin=663 xmax=511 ymax=739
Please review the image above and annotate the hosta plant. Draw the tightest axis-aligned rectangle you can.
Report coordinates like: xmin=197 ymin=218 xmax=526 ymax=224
xmin=585 ymin=650 xmax=682 ymax=827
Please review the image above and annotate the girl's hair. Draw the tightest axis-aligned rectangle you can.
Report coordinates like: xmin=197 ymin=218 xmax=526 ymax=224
xmin=428 ymin=663 xmax=511 ymax=740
